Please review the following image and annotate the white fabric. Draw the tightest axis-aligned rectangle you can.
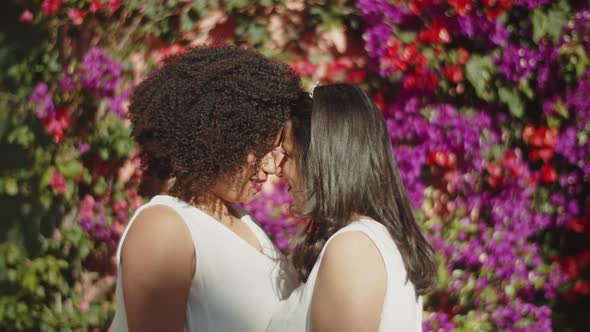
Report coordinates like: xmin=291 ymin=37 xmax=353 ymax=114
xmin=109 ymin=195 xmax=299 ymax=332
xmin=267 ymin=219 xmax=423 ymax=332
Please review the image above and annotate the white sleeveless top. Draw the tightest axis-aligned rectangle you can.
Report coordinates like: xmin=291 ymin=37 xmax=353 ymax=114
xmin=109 ymin=195 xmax=299 ymax=332
xmin=266 ymin=219 xmax=423 ymax=332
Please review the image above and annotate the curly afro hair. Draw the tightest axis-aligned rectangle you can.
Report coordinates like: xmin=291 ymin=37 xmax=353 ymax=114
xmin=129 ymin=45 xmax=302 ymax=203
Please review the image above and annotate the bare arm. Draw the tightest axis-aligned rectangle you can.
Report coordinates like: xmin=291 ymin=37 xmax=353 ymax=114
xmin=120 ymin=205 xmax=196 ymax=332
xmin=310 ymin=231 xmax=386 ymax=332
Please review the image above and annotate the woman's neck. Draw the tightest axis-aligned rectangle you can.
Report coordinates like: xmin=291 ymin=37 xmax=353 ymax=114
xmin=196 ymin=192 xmax=235 ymax=225
xmin=160 ymin=178 xmax=235 ymax=224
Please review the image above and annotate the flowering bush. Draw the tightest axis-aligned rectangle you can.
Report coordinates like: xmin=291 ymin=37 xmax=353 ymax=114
xmin=0 ymin=0 xmax=588 ymax=331
xmin=355 ymin=0 xmax=590 ymax=330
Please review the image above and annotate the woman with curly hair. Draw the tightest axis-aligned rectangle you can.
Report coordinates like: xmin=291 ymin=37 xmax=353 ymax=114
xmin=109 ymin=45 xmax=303 ymax=332
xmin=267 ymin=84 xmax=437 ymax=332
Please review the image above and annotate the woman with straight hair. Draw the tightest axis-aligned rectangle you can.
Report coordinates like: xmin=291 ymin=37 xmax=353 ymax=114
xmin=267 ymin=83 xmax=437 ymax=331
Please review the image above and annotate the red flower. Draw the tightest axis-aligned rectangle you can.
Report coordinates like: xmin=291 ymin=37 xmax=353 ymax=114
xmin=408 ymin=0 xmax=432 ymax=15
xmin=567 ymin=217 xmax=587 ymax=233
xmin=537 ymin=148 xmax=554 ymax=162
xmin=159 ymin=43 xmax=185 ymax=59
xmin=428 ymin=150 xmax=448 ymax=167
xmin=487 ymin=175 xmax=503 ymax=188
xmin=448 ymin=0 xmax=473 ymax=16
xmin=89 ymin=0 xmax=104 ymax=14
xmin=418 ymin=20 xmax=452 ymax=44
xmin=346 ymin=69 xmax=366 ymax=84
xmin=68 ymin=8 xmax=85 ymax=25
xmin=498 ymin=0 xmax=513 ymax=10
xmin=483 ymin=0 xmax=512 ymax=20
xmin=108 ymin=0 xmax=121 ymax=13
xmin=373 ymin=92 xmax=385 ymax=113
xmin=573 ymin=281 xmax=590 ymax=296
xmin=400 ymin=44 xmax=418 ymax=63
xmin=530 ymin=127 xmax=546 ymax=147
xmin=443 ymin=64 xmax=464 ymax=83
xmin=19 ymin=10 xmax=33 ymax=24
xmin=529 ymin=148 xmax=554 ymax=162
xmin=522 ymin=124 xmax=536 ymax=143
xmin=42 ymin=107 xmax=72 ymax=143
xmin=49 ymin=168 xmax=67 ymax=194
xmin=41 ymin=0 xmax=62 ymax=16
xmin=288 ymin=61 xmax=317 ymax=76
xmin=502 ymin=151 xmax=517 ymax=168
xmin=543 ymin=128 xmax=558 ymax=148
xmin=456 ymin=47 xmax=470 ymax=64
xmin=561 ymin=256 xmax=579 ymax=278
xmin=426 ymin=71 xmax=440 ymax=91
xmin=486 ymin=162 xmax=503 ymax=178
xmin=403 ymin=72 xmax=419 ymax=89
xmin=485 ymin=7 xmax=503 ymax=20
xmin=540 ymin=163 xmax=557 ymax=183
xmin=447 ymin=152 xmax=457 ymax=169
xmin=486 ymin=162 xmax=504 ymax=187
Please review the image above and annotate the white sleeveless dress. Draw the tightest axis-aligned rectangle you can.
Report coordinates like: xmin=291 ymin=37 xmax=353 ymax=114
xmin=266 ymin=219 xmax=423 ymax=332
xmin=109 ymin=195 xmax=299 ymax=332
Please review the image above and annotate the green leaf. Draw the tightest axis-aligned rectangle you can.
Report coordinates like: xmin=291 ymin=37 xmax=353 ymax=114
xmin=7 ymin=126 xmax=35 ymax=148
xmin=531 ymin=0 xmax=570 ymax=43
xmin=531 ymin=9 xmax=547 ymax=42
xmin=518 ymin=79 xmax=535 ymax=100
xmin=226 ymin=0 xmax=249 ymax=11
xmin=93 ymin=177 xmax=107 ymax=196
xmin=546 ymin=1 xmax=570 ymax=43
xmin=578 ymin=131 xmax=588 ymax=147
xmin=180 ymin=11 xmax=196 ymax=32
xmin=4 ymin=178 xmax=18 ymax=196
xmin=465 ymin=55 xmax=495 ymax=102
xmin=57 ymin=160 xmax=83 ymax=179
xmin=39 ymin=168 xmax=52 ymax=189
xmin=398 ymin=30 xmax=417 ymax=44
xmin=498 ymin=87 xmax=525 ymax=118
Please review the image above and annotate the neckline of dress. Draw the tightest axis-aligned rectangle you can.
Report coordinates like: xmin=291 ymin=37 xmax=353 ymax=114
xmin=151 ymin=195 xmax=276 ymax=262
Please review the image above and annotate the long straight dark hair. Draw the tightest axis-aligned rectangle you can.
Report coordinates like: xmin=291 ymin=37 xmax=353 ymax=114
xmin=291 ymin=83 xmax=437 ymax=296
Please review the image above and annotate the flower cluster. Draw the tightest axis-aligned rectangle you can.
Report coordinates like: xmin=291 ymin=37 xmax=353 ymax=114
xmin=357 ymin=0 xmax=590 ymax=330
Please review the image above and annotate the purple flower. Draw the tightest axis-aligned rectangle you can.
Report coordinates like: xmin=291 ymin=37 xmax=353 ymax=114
xmin=498 ymin=44 xmax=539 ymax=82
xmin=29 ymin=82 xmax=55 ymax=119
xmin=60 ymin=74 xmax=75 ymax=91
xmin=80 ymin=47 xmax=123 ymax=97
xmin=108 ymin=88 xmax=132 ymax=118
xmin=515 ymin=0 xmax=551 ymax=10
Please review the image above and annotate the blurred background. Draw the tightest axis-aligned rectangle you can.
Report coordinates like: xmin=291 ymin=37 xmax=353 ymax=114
xmin=0 ymin=0 xmax=589 ymax=331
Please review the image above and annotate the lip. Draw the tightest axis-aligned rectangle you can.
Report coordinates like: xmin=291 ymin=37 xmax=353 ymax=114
xmin=250 ymin=178 xmax=266 ymax=192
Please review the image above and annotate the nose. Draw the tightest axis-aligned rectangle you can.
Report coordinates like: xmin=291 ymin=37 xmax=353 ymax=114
xmin=261 ymin=152 xmax=277 ymax=175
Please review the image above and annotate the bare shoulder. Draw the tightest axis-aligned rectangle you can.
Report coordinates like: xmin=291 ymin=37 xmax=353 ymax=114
xmin=311 ymin=231 xmax=386 ymax=332
xmin=320 ymin=231 xmax=386 ymax=290
xmin=120 ymin=205 xmax=196 ymax=331
xmin=121 ymin=204 xmax=196 ymax=284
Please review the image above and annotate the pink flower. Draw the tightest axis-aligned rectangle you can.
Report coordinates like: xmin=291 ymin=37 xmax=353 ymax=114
xmin=113 ymin=200 xmax=128 ymax=212
xmin=108 ymin=0 xmax=121 ymax=13
xmin=80 ymin=195 xmax=95 ymax=218
xmin=19 ymin=10 xmax=33 ymax=24
xmin=41 ymin=0 xmax=62 ymax=16
xmin=89 ymin=0 xmax=104 ymax=14
xmin=77 ymin=301 xmax=89 ymax=313
xmin=68 ymin=8 xmax=85 ymax=25
xmin=49 ymin=169 xmax=67 ymax=194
